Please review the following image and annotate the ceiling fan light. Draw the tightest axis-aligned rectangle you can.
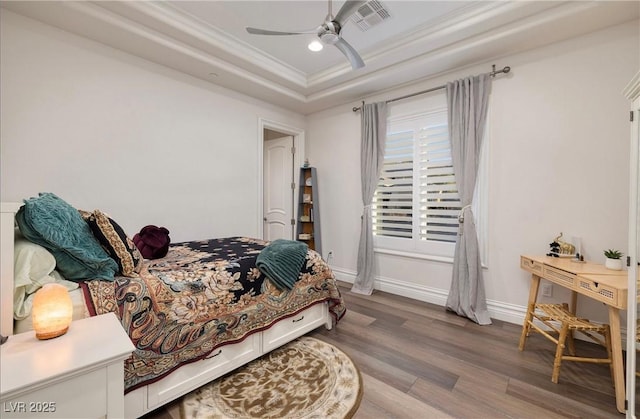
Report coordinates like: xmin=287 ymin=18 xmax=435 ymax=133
xmin=308 ymin=40 xmax=324 ymax=52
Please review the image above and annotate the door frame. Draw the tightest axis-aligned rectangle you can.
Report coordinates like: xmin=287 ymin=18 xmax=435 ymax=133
xmin=257 ymin=118 xmax=305 ymax=240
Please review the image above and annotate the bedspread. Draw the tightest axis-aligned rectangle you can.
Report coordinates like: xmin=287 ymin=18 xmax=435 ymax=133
xmin=81 ymin=237 xmax=345 ymax=392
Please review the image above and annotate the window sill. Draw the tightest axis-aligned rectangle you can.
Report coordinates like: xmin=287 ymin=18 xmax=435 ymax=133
xmin=373 ymin=247 xmax=488 ymax=269
xmin=374 ymin=247 xmax=454 ymax=264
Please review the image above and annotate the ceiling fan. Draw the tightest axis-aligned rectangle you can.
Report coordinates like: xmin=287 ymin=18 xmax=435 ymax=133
xmin=246 ymin=0 xmax=367 ymax=70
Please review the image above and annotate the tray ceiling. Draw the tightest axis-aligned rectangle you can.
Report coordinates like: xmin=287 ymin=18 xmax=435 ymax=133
xmin=1 ymin=1 xmax=638 ymax=114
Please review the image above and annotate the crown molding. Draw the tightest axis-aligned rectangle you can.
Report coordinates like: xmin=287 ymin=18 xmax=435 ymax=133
xmin=1 ymin=1 xmax=308 ymax=102
xmin=99 ymin=1 xmax=309 ymax=89
xmin=303 ymin=0 xmax=638 ymax=109
xmin=306 ymin=1 xmax=512 ymax=87
xmin=2 ymin=1 xmax=638 ymax=115
xmin=304 ymin=1 xmax=607 ymax=92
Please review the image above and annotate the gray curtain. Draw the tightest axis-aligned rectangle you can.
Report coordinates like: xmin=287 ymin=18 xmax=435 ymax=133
xmin=351 ymin=102 xmax=387 ymax=295
xmin=445 ymin=74 xmax=492 ymax=325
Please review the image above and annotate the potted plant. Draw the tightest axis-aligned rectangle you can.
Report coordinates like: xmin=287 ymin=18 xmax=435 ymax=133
xmin=604 ymin=249 xmax=624 ymax=270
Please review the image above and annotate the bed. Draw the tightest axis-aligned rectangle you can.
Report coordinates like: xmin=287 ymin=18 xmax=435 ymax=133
xmin=0 ymin=198 xmax=345 ymax=418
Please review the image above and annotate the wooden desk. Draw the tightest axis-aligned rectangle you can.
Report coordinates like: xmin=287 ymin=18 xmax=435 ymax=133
xmin=519 ymin=255 xmax=628 ymax=413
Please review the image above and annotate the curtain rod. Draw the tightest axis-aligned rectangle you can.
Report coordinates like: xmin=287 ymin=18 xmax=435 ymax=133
xmin=352 ymin=65 xmax=511 ymax=112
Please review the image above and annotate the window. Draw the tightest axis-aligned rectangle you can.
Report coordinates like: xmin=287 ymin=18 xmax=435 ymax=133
xmin=372 ymin=107 xmax=462 ymax=257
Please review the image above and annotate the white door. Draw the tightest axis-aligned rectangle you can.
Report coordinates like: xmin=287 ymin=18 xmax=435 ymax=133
xmin=263 ymin=136 xmax=294 ymax=240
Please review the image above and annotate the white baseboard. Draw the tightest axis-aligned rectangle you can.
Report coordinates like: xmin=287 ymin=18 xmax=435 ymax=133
xmin=330 ymin=265 xmax=629 ymax=344
xmin=330 ymin=266 xmax=526 ymax=326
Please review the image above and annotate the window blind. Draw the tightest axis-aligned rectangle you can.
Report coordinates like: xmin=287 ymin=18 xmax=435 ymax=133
xmin=373 ymin=110 xmax=460 ymax=244
xmin=372 ymin=130 xmax=414 ymax=238
xmin=418 ymin=122 xmax=461 ymax=242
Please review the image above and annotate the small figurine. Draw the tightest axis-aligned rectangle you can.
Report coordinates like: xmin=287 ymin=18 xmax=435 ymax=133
xmin=546 ymin=232 xmax=576 ymax=257
xmin=547 ymin=240 xmax=560 ymax=257
xmin=554 ymin=233 xmax=575 ymax=255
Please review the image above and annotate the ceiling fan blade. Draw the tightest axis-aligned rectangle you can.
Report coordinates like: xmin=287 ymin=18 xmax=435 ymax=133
xmin=334 ymin=38 xmax=364 ymax=69
xmin=246 ymin=27 xmax=317 ymax=36
xmin=333 ymin=0 xmax=367 ymax=26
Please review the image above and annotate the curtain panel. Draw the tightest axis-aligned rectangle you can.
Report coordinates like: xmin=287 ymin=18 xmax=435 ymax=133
xmin=445 ymin=74 xmax=492 ymax=325
xmin=351 ymin=102 xmax=387 ymax=295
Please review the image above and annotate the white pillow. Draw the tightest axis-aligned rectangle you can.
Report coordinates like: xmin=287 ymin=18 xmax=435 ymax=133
xmin=14 ymin=232 xmax=78 ymax=320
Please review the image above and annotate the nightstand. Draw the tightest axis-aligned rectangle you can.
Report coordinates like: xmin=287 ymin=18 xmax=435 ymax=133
xmin=0 ymin=313 xmax=134 ymax=418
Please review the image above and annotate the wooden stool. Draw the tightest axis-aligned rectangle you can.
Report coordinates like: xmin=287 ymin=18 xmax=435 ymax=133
xmin=522 ymin=303 xmax=613 ymax=384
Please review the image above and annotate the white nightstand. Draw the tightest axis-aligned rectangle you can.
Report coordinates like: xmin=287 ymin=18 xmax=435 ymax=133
xmin=0 ymin=313 xmax=134 ymax=418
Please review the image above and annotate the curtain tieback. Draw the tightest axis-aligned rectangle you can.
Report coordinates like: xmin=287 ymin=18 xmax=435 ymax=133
xmin=458 ymin=204 xmax=472 ymax=223
xmin=362 ymin=204 xmax=372 ymax=220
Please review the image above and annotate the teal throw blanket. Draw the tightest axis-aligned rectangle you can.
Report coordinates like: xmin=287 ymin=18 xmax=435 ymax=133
xmin=256 ymin=239 xmax=309 ymax=290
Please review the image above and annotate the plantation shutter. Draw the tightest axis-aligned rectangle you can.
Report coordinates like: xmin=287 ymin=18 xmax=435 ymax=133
xmin=373 ymin=109 xmax=461 ymax=243
xmin=418 ymin=119 xmax=461 ymax=243
xmin=372 ymin=130 xmax=413 ymax=238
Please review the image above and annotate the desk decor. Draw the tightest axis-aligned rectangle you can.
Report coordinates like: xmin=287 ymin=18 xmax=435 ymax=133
xmin=603 ymin=249 xmax=623 ymax=270
xmin=31 ymin=283 xmax=73 ymax=340
xmin=546 ymin=232 xmax=579 ymax=258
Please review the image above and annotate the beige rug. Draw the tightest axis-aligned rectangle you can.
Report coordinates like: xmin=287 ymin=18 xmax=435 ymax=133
xmin=181 ymin=337 xmax=362 ymax=419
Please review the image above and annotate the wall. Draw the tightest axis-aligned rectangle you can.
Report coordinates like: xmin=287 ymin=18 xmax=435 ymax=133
xmin=0 ymin=10 xmax=306 ymax=242
xmin=2 ymin=8 xmax=638 ymax=326
xmin=307 ymin=20 xmax=639 ymax=325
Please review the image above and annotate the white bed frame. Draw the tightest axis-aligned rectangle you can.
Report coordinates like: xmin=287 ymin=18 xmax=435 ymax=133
xmin=0 ymin=202 xmax=333 ymax=418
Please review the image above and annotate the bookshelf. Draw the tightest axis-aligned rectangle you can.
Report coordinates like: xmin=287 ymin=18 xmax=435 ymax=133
xmin=296 ymin=166 xmax=321 ymax=255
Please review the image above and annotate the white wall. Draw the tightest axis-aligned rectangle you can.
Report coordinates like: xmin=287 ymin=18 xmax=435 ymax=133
xmin=307 ymin=21 xmax=639 ymax=325
xmin=0 ymin=10 xmax=306 ymax=242
xmin=2 ymin=8 xmax=637 ymax=326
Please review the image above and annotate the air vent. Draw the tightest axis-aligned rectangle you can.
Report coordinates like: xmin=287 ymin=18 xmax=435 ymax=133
xmin=351 ymin=0 xmax=391 ymax=32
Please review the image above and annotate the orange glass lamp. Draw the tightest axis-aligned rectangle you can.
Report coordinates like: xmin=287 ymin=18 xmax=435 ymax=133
xmin=31 ymin=283 xmax=73 ymax=340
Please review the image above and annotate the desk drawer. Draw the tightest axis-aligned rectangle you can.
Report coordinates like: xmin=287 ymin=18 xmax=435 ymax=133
xmin=577 ymin=277 xmax=620 ymax=308
xmin=521 ymin=256 xmax=543 ymax=275
xmin=543 ymin=265 xmax=575 ymax=287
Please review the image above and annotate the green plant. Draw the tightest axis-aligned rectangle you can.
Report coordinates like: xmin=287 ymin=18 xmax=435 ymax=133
xmin=604 ymin=249 xmax=623 ymax=259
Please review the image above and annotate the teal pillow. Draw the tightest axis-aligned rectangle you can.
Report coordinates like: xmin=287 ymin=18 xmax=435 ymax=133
xmin=16 ymin=193 xmax=118 ymax=281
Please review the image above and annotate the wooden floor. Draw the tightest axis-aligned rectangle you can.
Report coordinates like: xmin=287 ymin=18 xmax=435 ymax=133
xmin=145 ymin=282 xmax=633 ymax=418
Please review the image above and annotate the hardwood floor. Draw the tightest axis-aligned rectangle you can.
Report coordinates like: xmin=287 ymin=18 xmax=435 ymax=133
xmin=310 ymin=282 xmax=630 ymax=418
xmin=145 ymin=281 xmax=632 ymax=418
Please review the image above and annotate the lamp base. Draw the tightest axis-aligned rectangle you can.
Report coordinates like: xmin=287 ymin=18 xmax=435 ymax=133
xmin=36 ymin=326 xmax=69 ymax=340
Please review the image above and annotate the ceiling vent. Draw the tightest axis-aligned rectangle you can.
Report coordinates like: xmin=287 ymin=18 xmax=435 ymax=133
xmin=350 ymin=0 xmax=391 ymax=32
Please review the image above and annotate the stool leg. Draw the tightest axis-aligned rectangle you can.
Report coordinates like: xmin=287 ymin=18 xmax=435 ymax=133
xmin=561 ymin=303 xmax=577 ymax=356
xmin=552 ymin=322 xmax=569 ymax=384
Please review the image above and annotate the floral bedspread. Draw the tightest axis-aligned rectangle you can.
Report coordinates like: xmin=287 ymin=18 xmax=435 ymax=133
xmin=81 ymin=237 xmax=345 ymax=392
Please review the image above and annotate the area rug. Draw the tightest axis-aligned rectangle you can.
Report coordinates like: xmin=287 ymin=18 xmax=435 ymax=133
xmin=181 ymin=336 xmax=362 ymax=419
